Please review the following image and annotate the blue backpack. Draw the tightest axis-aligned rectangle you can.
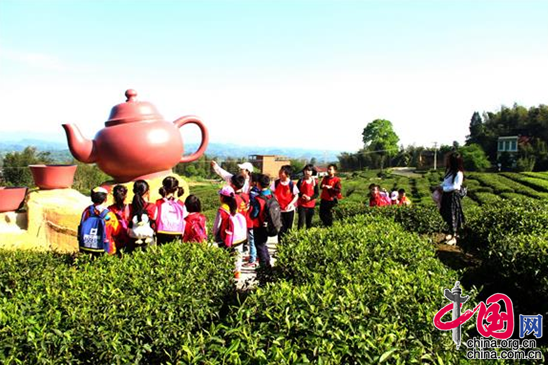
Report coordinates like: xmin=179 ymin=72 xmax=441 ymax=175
xmin=78 ymin=206 xmax=110 ymax=253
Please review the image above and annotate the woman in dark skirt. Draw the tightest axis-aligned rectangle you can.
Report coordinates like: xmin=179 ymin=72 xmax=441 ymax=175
xmin=439 ymin=152 xmax=465 ymax=245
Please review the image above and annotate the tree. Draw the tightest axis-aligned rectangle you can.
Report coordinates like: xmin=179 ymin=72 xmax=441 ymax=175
xmin=72 ymin=161 xmax=110 ymax=195
xmin=466 ymin=112 xmax=486 ymax=146
xmin=2 ymin=147 xmax=53 ymax=187
xmin=289 ymin=159 xmax=306 ymax=175
xmin=362 ymin=119 xmax=400 ymax=170
xmin=459 ymin=144 xmax=491 ymax=171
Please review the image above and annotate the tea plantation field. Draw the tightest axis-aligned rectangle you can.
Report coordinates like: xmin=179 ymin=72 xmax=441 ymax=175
xmin=1 ymin=171 xmax=547 ymax=363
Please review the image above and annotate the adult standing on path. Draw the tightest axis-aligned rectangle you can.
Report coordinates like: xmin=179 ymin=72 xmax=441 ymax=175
xmin=211 ymin=160 xmax=253 ymax=194
xmin=440 ymin=152 xmax=465 ymax=246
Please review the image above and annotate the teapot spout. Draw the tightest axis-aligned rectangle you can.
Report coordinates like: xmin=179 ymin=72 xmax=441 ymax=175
xmin=62 ymin=124 xmax=97 ymax=163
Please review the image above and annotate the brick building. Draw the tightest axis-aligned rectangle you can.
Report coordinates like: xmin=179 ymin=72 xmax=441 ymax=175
xmin=248 ymin=155 xmax=291 ymax=177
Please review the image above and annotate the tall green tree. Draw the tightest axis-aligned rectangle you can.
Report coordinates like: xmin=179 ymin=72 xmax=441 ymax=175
xmin=466 ymin=112 xmax=486 ymax=146
xmin=362 ymin=119 xmax=400 ymax=170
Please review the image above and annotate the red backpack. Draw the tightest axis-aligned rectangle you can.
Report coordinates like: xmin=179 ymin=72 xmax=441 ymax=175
xmin=184 ymin=214 xmax=208 ymax=243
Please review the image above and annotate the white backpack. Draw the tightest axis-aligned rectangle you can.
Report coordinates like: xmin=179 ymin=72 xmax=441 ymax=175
xmin=128 ymin=213 xmax=155 ymax=243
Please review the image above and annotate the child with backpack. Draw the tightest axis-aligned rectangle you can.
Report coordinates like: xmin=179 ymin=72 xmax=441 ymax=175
xmin=297 ymin=164 xmax=319 ymax=229
xmin=230 ymin=174 xmax=257 ymax=268
xmin=108 ymin=184 xmax=130 ymax=251
xmin=78 ymin=186 xmax=120 ymax=255
xmin=250 ymin=174 xmax=281 ymax=269
xmin=271 ymin=165 xmax=299 ymax=242
xmin=155 ymin=176 xmax=188 ymax=245
xmin=213 ymin=185 xmax=248 ymax=279
xmin=183 ymin=194 xmax=208 ymax=243
xmin=128 ymin=180 xmax=157 ymax=250
xmin=319 ymin=164 xmax=342 ymax=227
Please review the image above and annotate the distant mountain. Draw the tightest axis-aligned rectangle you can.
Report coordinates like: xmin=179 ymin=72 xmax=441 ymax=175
xmin=0 ymin=138 xmax=342 ymax=163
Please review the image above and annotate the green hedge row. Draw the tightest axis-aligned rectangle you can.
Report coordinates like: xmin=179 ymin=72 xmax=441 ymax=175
xmin=467 ymin=172 xmax=514 ymax=194
xmin=500 ymin=173 xmax=548 ymax=198
xmin=471 ymin=191 xmax=502 ymax=205
xmin=461 ymin=199 xmax=548 ymax=322
xmin=334 ymin=202 xmax=445 ymax=235
xmin=521 ymin=171 xmax=548 ymax=181
xmin=196 ymin=215 xmax=476 ymax=363
xmin=0 ymin=244 xmax=234 ymax=364
xmin=462 ymin=199 xmax=548 ymax=254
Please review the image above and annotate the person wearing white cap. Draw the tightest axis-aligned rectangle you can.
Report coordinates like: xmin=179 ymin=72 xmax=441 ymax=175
xmin=390 ymin=190 xmax=399 ymax=205
xmin=210 ymin=160 xmax=253 ymax=194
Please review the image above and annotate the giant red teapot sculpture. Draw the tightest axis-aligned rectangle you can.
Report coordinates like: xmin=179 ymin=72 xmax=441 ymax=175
xmin=63 ymin=89 xmax=209 ymax=182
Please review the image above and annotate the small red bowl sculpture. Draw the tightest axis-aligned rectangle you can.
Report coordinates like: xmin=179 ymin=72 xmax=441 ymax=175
xmin=29 ymin=164 xmax=78 ymax=190
xmin=0 ymin=187 xmax=28 ymax=212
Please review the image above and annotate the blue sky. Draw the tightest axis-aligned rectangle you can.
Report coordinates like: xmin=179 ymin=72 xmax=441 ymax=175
xmin=1 ymin=0 xmax=547 ymax=152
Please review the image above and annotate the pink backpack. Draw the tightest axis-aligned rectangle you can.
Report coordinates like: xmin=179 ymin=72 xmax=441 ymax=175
xmin=227 ymin=212 xmax=247 ymax=248
xmin=156 ymin=198 xmax=186 ymax=234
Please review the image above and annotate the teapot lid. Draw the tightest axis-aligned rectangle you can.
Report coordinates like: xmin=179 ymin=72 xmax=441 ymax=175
xmin=106 ymin=89 xmax=164 ymax=126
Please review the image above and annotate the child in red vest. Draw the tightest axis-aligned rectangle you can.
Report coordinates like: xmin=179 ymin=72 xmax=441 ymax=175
xmin=231 ymin=174 xmax=258 ymax=268
xmin=319 ymin=164 xmax=342 ymax=227
xmin=271 ymin=165 xmax=299 ymax=242
xmin=108 ymin=184 xmax=130 ymax=251
xmin=369 ymin=184 xmax=390 ymax=207
xmin=249 ymin=174 xmax=273 ymax=268
xmin=183 ymin=194 xmax=208 ymax=243
xmin=297 ymin=164 xmax=319 ymax=229
xmin=155 ymin=176 xmax=187 ymax=245
xmin=79 ymin=186 xmax=120 ymax=255
xmin=213 ymin=185 xmax=248 ymax=278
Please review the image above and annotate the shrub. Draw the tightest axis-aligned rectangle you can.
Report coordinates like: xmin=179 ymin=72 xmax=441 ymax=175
xmin=461 ymin=199 xmax=548 ymax=255
xmin=486 ymin=233 xmax=548 ymax=300
xmin=467 ymin=173 xmax=513 ymax=194
xmin=0 ymin=243 xmax=234 ymax=364
xmin=460 ymin=144 xmax=491 ymax=171
xmin=472 ymin=192 xmax=501 ymax=205
xmin=334 ymin=203 xmax=445 ymax=235
xmin=199 ymin=216 xmax=475 ymax=363
xmin=500 ymin=173 xmax=548 ymax=197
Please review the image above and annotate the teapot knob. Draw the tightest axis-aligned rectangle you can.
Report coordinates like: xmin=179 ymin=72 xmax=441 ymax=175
xmin=125 ymin=89 xmax=138 ymax=102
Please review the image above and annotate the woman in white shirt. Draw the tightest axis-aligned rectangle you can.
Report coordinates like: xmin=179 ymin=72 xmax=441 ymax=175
xmin=440 ymin=152 xmax=465 ymax=245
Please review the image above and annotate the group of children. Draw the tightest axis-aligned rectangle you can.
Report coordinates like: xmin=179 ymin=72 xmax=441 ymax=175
xmin=368 ymin=184 xmax=412 ymax=207
xmin=208 ymin=161 xmax=343 ymax=278
xmin=78 ymin=176 xmax=207 ymax=256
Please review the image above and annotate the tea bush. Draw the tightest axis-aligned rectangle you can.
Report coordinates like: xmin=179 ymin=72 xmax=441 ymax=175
xmin=462 ymin=199 xmax=548 ymax=255
xmin=199 ymin=216 xmax=475 ymax=363
xmin=487 ymin=233 xmax=548 ymax=300
xmin=334 ymin=203 xmax=445 ymax=235
xmin=500 ymin=173 xmax=548 ymax=198
xmin=467 ymin=172 xmax=514 ymax=194
xmin=472 ymin=192 xmax=502 ymax=205
xmin=0 ymin=243 xmax=234 ymax=364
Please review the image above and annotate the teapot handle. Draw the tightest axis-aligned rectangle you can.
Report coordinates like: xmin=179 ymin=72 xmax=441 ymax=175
xmin=173 ymin=115 xmax=209 ymax=163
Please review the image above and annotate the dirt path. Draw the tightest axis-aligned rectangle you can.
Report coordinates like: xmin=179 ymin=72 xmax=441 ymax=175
xmin=236 ymin=236 xmax=277 ymax=290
